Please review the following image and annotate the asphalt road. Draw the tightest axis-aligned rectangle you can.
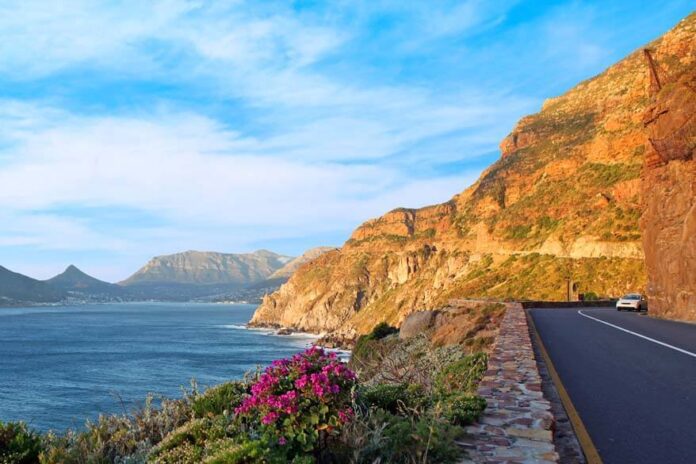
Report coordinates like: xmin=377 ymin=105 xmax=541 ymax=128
xmin=529 ymin=307 xmax=696 ymax=464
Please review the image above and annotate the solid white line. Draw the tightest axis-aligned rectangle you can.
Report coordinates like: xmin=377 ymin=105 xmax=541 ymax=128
xmin=578 ymin=310 xmax=696 ymax=359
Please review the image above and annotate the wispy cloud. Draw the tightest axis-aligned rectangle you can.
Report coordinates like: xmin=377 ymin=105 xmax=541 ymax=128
xmin=0 ymin=102 xmax=478 ymax=278
xmin=0 ymin=0 xmax=692 ymax=280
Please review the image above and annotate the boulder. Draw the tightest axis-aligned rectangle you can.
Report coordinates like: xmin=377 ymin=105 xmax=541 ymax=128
xmin=399 ymin=310 xmax=438 ymax=340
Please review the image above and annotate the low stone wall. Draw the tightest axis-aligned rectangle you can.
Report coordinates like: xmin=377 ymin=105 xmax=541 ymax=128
xmin=520 ymin=300 xmax=615 ymax=309
xmin=460 ymin=303 xmax=559 ymax=463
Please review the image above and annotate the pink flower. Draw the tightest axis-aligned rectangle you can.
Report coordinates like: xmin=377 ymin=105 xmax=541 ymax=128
xmin=338 ymin=408 xmax=353 ymax=424
xmin=278 ymin=436 xmax=287 ymax=445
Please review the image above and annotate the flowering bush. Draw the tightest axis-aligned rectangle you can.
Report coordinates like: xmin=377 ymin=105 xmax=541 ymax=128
xmin=235 ymin=347 xmax=356 ymax=457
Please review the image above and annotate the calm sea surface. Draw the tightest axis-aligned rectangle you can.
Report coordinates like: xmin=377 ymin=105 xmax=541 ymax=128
xmin=0 ymin=302 xmax=316 ymax=431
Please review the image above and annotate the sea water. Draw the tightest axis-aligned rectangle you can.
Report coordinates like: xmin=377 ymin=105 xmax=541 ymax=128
xmin=0 ymin=302 xmax=316 ymax=431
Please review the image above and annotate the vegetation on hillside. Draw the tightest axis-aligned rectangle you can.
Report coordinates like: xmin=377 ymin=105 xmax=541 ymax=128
xmin=434 ymin=253 xmax=646 ymax=302
xmin=0 ymin=338 xmax=488 ymax=464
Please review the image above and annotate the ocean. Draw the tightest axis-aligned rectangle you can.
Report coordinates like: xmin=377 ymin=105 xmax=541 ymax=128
xmin=0 ymin=302 xmax=317 ymax=431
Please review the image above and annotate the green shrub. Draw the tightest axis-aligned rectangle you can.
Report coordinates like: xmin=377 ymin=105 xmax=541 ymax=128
xmin=192 ymin=382 xmax=247 ymax=418
xmin=351 ymin=336 xmax=379 ymax=366
xmin=583 ymin=291 xmax=599 ymax=301
xmin=40 ymin=395 xmax=193 ymax=464
xmin=360 ymin=383 xmax=430 ymax=414
xmin=505 ymin=224 xmax=532 ymax=240
xmin=341 ymin=408 xmax=462 ymax=463
xmin=0 ymin=421 xmax=43 ymax=464
xmin=203 ymin=439 xmax=270 ymax=464
xmin=367 ymin=322 xmax=398 ymax=340
xmin=442 ymin=394 xmax=486 ymax=426
xmin=149 ymin=416 xmax=232 ymax=463
xmin=435 ymin=352 xmax=488 ymax=396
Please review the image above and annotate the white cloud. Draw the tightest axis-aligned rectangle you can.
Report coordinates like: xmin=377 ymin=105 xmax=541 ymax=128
xmin=0 ymin=0 xmax=534 ymax=279
xmin=0 ymin=103 xmax=477 ymax=256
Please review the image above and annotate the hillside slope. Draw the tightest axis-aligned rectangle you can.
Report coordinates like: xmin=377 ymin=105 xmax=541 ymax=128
xmin=46 ymin=265 xmax=124 ymax=297
xmin=0 ymin=266 xmax=65 ymax=305
xmin=120 ymin=250 xmax=292 ymax=287
xmin=251 ymin=14 xmax=695 ymax=339
xmin=268 ymin=247 xmax=336 ymax=280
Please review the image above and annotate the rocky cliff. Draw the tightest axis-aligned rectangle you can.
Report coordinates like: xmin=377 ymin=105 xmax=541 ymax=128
xmin=640 ymin=19 xmax=696 ymax=321
xmin=251 ymin=14 xmax=696 ymax=338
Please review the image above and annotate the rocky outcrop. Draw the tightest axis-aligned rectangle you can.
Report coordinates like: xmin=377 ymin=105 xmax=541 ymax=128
xmin=251 ymin=14 xmax=696 ymax=337
xmin=399 ymin=300 xmax=506 ymax=348
xmin=640 ymin=29 xmax=696 ymax=321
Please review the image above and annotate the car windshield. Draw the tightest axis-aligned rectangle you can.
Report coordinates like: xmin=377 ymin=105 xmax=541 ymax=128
xmin=622 ymin=294 xmax=641 ymax=300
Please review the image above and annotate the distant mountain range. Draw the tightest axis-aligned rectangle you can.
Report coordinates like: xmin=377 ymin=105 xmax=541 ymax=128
xmin=0 ymin=266 xmax=65 ymax=305
xmin=46 ymin=265 xmax=125 ymax=298
xmin=0 ymin=248 xmax=333 ymax=306
xmin=120 ymin=250 xmax=293 ymax=286
xmin=268 ymin=247 xmax=337 ymax=281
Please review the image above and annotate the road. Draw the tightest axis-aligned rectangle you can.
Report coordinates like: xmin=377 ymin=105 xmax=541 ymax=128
xmin=529 ymin=307 xmax=696 ymax=464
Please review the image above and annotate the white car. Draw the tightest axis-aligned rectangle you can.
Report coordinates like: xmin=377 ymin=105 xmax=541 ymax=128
xmin=616 ymin=293 xmax=647 ymax=311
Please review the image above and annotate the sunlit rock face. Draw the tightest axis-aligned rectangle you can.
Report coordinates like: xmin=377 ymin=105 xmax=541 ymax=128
xmin=251 ymin=14 xmax=696 ymax=337
xmin=641 ymin=35 xmax=696 ymax=321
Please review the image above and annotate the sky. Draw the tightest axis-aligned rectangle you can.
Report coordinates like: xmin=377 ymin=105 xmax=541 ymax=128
xmin=0 ymin=1 xmax=693 ymax=282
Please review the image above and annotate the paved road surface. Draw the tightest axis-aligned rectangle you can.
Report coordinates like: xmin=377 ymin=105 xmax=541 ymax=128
xmin=529 ymin=307 xmax=696 ymax=464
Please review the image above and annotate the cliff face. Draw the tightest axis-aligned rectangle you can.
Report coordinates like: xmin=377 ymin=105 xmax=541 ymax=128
xmin=640 ymin=22 xmax=696 ymax=321
xmin=251 ymin=14 xmax=695 ymax=337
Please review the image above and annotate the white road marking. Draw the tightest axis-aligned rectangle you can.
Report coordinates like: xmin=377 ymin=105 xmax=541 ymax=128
xmin=578 ymin=310 xmax=696 ymax=359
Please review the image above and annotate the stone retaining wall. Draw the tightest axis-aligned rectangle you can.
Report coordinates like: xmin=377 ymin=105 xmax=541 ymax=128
xmin=459 ymin=303 xmax=559 ymax=463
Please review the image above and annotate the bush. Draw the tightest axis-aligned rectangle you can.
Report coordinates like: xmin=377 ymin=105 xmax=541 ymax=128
xmin=192 ymin=382 xmax=248 ymax=418
xmin=202 ymin=439 xmax=270 ymax=464
xmin=360 ymin=383 xmax=429 ymax=414
xmin=149 ymin=416 xmax=232 ymax=464
xmin=40 ymin=395 xmax=193 ymax=463
xmin=352 ymin=323 xmax=399 ymax=367
xmin=367 ymin=322 xmax=398 ymax=340
xmin=583 ymin=291 xmax=599 ymax=301
xmin=442 ymin=394 xmax=486 ymax=426
xmin=234 ymin=347 xmax=357 ymax=460
xmin=340 ymin=408 xmax=462 ymax=463
xmin=351 ymin=336 xmax=380 ymax=367
xmin=435 ymin=352 xmax=488 ymax=396
xmin=0 ymin=421 xmax=43 ymax=464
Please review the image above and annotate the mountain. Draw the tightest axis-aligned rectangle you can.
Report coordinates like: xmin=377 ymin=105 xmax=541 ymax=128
xmin=121 ymin=250 xmax=293 ymax=286
xmin=0 ymin=266 xmax=65 ymax=305
xmin=268 ymin=247 xmax=336 ymax=280
xmin=119 ymin=250 xmax=293 ymax=300
xmin=250 ymin=14 xmax=695 ymax=339
xmin=46 ymin=265 xmax=124 ymax=298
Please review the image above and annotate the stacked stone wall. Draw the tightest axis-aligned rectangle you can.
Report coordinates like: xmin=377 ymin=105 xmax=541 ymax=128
xmin=460 ymin=303 xmax=559 ymax=463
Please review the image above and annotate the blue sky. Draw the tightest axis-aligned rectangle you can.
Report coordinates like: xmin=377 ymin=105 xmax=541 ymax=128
xmin=0 ymin=0 xmax=692 ymax=282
